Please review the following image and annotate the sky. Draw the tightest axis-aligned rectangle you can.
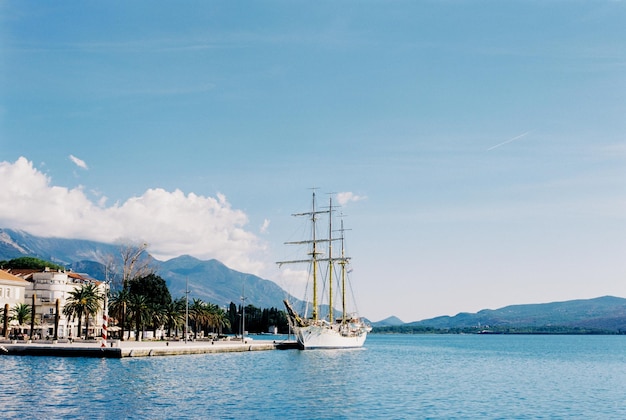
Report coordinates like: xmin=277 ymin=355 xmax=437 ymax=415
xmin=1 ymin=1 xmax=626 ymax=322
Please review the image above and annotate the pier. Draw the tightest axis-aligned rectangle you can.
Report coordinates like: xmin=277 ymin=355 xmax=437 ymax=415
xmin=0 ymin=338 xmax=299 ymax=358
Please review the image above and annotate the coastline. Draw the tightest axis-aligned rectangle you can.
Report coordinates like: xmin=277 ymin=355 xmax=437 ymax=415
xmin=0 ymin=338 xmax=298 ymax=358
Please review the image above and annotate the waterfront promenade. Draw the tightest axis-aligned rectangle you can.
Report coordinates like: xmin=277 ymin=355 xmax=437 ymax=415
xmin=0 ymin=338 xmax=298 ymax=358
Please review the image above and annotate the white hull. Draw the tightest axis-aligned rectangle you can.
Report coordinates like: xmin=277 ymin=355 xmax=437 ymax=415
xmin=279 ymin=192 xmax=370 ymax=350
xmin=294 ymin=323 xmax=368 ymax=349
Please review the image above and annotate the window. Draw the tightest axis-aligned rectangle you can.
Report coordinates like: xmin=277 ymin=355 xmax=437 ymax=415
xmin=6 ymin=288 xmax=10 ymax=298
xmin=0 ymin=288 xmax=3 ymax=297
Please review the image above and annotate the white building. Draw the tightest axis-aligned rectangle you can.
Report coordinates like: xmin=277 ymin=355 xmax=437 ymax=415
xmin=14 ymin=268 xmax=106 ymax=339
xmin=1 ymin=269 xmax=31 ymax=337
xmin=0 ymin=269 xmax=29 ymax=308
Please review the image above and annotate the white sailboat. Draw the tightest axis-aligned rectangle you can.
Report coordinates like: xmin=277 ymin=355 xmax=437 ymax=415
xmin=278 ymin=191 xmax=371 ymax=349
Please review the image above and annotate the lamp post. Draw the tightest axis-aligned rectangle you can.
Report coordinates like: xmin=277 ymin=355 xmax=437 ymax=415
xmin=240 ymin=280 xmax=246 ymax=342
xmin=185 ymin=277 xmax=189 ymax=344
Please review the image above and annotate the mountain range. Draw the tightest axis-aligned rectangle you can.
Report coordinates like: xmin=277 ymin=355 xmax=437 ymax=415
xmin=409 ymin=295 xmax=626 ymax=332
xmin=2 ymin=228 xmax=626 ymax=331
xmin=0 ymin=228 xmax=297 ymax=310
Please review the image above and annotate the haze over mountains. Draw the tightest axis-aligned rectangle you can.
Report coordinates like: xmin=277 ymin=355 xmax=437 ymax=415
xmin=0 ymin=228 xmax=296 ymax=311
xmin=2 ymin=228 xmax=625 ymax=330
xmin=408 ymin=296 xmax=626 ymax=331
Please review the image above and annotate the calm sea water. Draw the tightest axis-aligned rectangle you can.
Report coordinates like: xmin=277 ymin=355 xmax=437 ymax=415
xmin=1 ymin=334 xmax=625 ymax=419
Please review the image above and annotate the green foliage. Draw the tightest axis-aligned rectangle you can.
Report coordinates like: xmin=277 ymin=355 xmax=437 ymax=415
xmin=187 ymin=299 xmax=230 ymax=338
xmin=11 ymin=303 xmax=32 ymax=327
xmin=163 ymin=299 xmax=185 ymax=337
xmin=226 ymin=303 xmax=289 ymax=335
xmin=129 ymin=293 xmax=149 ymax=341
xmin=1 ymin=257 xmax=64 ymax=271
xmin=129 ymin=274 xmax=172 ymax=307
xmin=62 ymin=283 xmax=103 ymax=338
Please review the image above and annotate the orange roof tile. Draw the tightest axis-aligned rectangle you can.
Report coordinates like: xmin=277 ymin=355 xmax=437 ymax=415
xmin=0 ymin=269 xmax=30 ymax=284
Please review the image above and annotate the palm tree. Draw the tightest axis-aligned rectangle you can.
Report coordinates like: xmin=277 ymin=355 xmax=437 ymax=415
xmin=109 ymin=290 xmax=130 ymax=340
xmin=164 ymin=300 xmax=184 ymax=338
xmin=189 ymin=299 xmax=210 ymax=339
xmin=148 ymin=302 xmax=166 ymax=339
xmin=208 ymin=304 xmax=230 ymax=335
xmin=11 ymin=303 xmax=31 ymax=337
xmin=63 ymin=283 xmax=103 ymax=339
xmin=129 ymin=293 xmax=148 ymax=341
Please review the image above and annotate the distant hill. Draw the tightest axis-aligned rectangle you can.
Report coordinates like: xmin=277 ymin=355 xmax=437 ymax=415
xmin=372 ymin=316 xmax=405 ymax=327
xmin=0 ymin=228 xmax=120 ymax=266
xmin=4 ymin=228 xmax=626 ymax=331
xmin=159 ymin=255 xmax=297 ymax=309
xmin=0 ymin=228 xmax=297 ymax=310
xmin=405 ymin=296 xmax=626 ymax=332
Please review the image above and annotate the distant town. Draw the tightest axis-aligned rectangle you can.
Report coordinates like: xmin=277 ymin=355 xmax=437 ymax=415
xmin=1 ymin=254 xmax=290 ymax=343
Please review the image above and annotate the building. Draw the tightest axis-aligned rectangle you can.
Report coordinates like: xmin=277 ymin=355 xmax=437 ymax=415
xmin=0 ymin=269 xmax=30 ymax=308
xmin=11 ymin=268 xmax=106 ymax=339
xmin=1 ymin=269 xmax=31 ymax=336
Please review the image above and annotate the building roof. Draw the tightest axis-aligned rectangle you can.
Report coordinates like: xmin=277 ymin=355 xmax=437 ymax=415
xmin=1 ymin=268 xmax=102 ymax=284
xmin=4 ymin=268 xmax=37 ymax=276
xmin=0 ymin=269 xmax=30 ymax=284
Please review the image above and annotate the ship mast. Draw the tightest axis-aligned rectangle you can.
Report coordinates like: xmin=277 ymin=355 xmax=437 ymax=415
xmin=327 ymin=196 xmax=334 ymax=323
xmin=311 ymin=192 xmax=319 ymax=320
xmin=277 ymin=190 xmax=328 ymax=321
xmin=339 ymin=216 xmax=347 ymax=324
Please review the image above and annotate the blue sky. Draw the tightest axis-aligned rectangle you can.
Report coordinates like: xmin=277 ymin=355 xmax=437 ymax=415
xmin=2 ymin=1 xmax=626 ymax=322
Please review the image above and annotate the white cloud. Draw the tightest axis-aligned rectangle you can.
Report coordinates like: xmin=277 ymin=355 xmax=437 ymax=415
xmin=260 ymin=219 xmax=270 ymax=234
xmin=275 ymin=267 xmax=309 ymax=301
xmin=336 ymin=191 xmax=367 ymax=206
xmin=69 ymin=154 xmax=88 ymax=169
xmin=0 ymin=157 xmax=266 ymax=274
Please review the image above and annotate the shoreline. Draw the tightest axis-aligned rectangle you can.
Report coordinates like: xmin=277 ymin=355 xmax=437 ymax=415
xmin=0 ymin=338 xmax=299 ymax=358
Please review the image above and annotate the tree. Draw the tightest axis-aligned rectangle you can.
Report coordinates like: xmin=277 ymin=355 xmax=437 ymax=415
xmin=189 ymin=299 xmax=208 ymax=339
xmin=129 ymin=293 xmax=148 ymax=341
xmin=207 ymin=304 xmax=230 ymax=335
xmin=119 ymin=242 xmax=155 ymax=291
xmin=227 ymin=302 xmax=238 ymax=335
xmin=226 ymin=302 xmax=288 ymax=334
xmin=109 ymin=290 xmax=130 ymax=340
xmin=127 ymin=273 xmax=171 ymax=339
xmin=11 ymin=303 xmax=31 ymax=335
xmin=63 ymin=283 xmax=103 ymax=339
xmin=148 ymin=302 xmax=166 ymax=338
xmin=129 ymin=274 xmax=172 ymax=307
xmin=164 ymin=299 xmax=184 ymax=338
xmin=1 ymin=257 xmax=64 ymax=271
xmin=244 ymin=304 xmax=262 ymax=334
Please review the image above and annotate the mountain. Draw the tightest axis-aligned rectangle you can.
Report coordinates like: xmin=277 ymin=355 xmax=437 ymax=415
xmin=0 ymin=228 xmax=120 ymax=266
xmin=159 ymin=255 xmax=297 ymax=309
xmin=0 ymin=228 xmax=296 ymax=310
xmin=372 ymin=316 xmax=405 ymax=327
xmin=407 ymin=296 xmax=626 ymax=332
xmin=4 ymin=228 xmax=626 ymax=330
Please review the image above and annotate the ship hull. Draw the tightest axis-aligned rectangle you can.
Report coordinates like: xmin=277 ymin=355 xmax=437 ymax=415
xmin=294 ymin=324 xmax=368 ymax=349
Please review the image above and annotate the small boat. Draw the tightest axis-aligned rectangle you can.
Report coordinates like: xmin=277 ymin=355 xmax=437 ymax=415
xmin=278 ymin=191 xmax=371 ymax=349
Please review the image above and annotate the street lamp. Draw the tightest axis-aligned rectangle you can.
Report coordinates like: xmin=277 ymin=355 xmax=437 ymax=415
xmin=240 ymin=279 xmax=246 ymax=342
xmin=185 ymin=277 xmax=189 ymax=344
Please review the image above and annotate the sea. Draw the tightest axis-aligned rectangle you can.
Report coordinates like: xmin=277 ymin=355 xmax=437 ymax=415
xmin=1 ymin=334 xmax=625 ymax=419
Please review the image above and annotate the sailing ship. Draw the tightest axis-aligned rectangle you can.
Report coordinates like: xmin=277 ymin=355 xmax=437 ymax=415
xmin=278 ymin=191 xmax=371 ymax=349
